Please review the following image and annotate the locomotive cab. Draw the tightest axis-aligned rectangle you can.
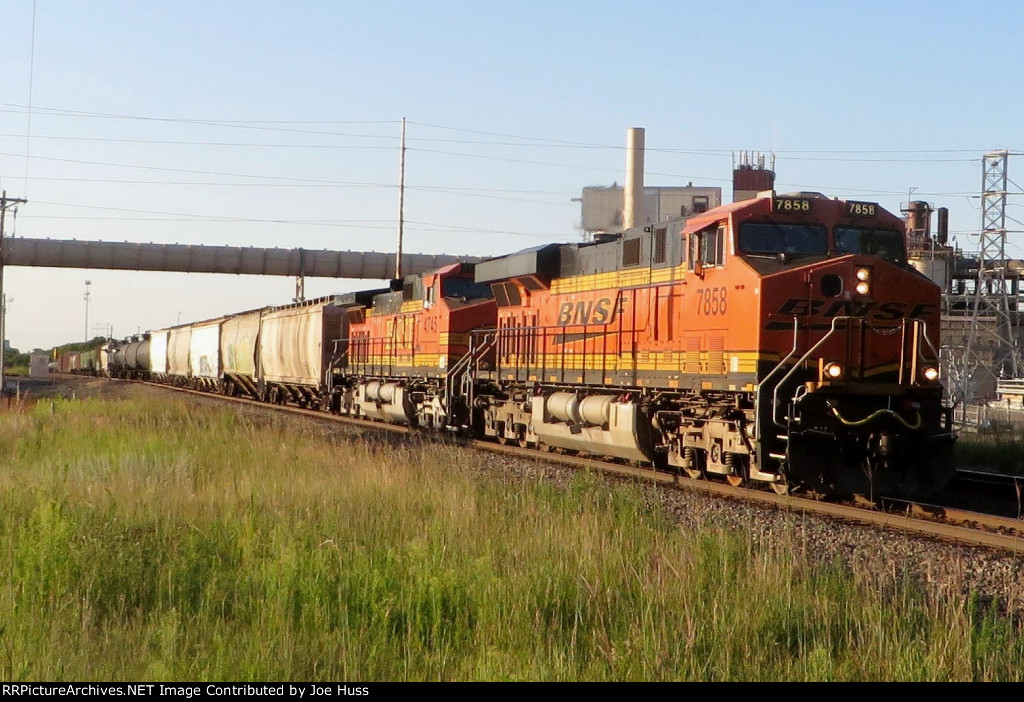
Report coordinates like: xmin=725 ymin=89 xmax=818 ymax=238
xmin=716 ymin=192 xmax=954 ymax=496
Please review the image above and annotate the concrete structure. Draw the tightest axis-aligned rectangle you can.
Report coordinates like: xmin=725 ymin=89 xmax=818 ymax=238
xmin=580 ymin=184 xmax=722 ymax=236
xmin=29 ymin=352 xmax=49 ymax=378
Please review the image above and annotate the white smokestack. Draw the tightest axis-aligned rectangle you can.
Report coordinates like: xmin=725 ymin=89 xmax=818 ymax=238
xmin=623 ymin=127 xmax=645 ymax=230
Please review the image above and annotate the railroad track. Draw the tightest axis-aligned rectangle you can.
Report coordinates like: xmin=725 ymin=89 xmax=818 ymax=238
xmin=121 ymin=379 xmax=1024 ymax=556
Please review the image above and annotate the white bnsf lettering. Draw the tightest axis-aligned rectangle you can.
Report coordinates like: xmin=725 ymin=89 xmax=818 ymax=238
xmin=777 ymin=298 xmax=936 ymax=321
xmin=556 ymin=297 xmax=619 ymax=325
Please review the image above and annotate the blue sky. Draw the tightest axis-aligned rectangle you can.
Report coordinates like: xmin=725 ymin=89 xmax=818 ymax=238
xmin=0 ymin=1 xmax=1021 ymax=350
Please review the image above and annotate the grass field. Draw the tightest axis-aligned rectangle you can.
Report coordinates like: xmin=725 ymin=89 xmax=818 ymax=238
xmin=956 ymin=428 xmax=1024 ymax=475
xmin=1 ymin=393 xmax=1022 ymax=681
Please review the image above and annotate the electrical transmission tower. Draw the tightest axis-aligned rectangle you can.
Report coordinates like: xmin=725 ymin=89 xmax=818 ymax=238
xmin=960 ymin=149 xmax=1021 ymax=401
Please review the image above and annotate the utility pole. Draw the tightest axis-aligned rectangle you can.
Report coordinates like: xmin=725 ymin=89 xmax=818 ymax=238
xmin=396 ymin=116 xmax=407 ymax=280
xmin=0 ymin=190 xmax=27 ymax=396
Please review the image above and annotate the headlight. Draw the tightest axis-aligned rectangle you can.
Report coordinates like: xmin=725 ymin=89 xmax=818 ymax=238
xmin=854 ymin=267 xmax=871 ymax=296
xmin=824 ymin=362 xmax=844 ymax=380
xmin=922 ymin=366 xmax=939 ymax=382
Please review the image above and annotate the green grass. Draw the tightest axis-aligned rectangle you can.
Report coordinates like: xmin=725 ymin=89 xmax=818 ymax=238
xmin=956 ymin=430 xmax=1024 ymax=475
xmin=0 ymin=393 xmax=1022 ymax=681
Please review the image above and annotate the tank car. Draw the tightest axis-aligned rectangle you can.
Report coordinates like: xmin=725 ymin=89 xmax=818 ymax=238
xmin=108 ymin=335 xmax=151 ymax=380
xmin=471 ymin=191 xmax=955 ymax=497
xmin=337 ymin=262 xmax=496 ymax=429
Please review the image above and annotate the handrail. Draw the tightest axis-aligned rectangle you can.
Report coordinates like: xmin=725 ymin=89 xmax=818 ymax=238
xmin=444 ymin=331 xmax=497 ymax=422
xmin=754 ymin=318 xmax=800 ymax=442
xmin=771 ymin=316 xmax=853 ymax=430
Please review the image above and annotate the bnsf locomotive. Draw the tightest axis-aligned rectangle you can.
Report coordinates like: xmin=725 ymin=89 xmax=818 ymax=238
xmin=88 ymin=191 xmax=954 ymax=498
xmin=471 ymin=191 xmax=953 ymax=496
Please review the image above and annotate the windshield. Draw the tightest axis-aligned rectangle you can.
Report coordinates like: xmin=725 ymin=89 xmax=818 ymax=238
xmin=738 ymin=222 xmax=828 ymax=256
xmin=442 ymin=277 xmax=493 ymax=300
xmin=835 ymin=227 xmax=907 ymax=264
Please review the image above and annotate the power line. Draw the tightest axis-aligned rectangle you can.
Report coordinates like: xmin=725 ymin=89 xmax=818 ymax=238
xmin=0 ymin=133 xmax=397 ymax=149
xmin=0 ymin=149 xmax=391 ymax=184
xmin=2 ymin=105 xmax=1013 ymax=159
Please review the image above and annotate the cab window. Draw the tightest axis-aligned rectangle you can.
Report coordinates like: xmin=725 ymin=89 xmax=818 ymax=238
xmin=441 ymin=277 xmax=494 ymax=300
xmin=835 ymin=227 xmax=907 ymax=265
xmin=738 ymin=222 xmax=827 ymax=256
xmin=689 ymin=225 xmax=725 ymax=269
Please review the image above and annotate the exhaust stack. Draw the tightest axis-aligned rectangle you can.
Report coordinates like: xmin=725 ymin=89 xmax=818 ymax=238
xmin=623 ymin=127 xmax=645 ymax=229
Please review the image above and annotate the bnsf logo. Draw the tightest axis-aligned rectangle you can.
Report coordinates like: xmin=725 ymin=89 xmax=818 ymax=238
xmin=556 ymin=297 xmax=622 ymax=325
xmin=777 ymin=298 xmax=937 ymax=321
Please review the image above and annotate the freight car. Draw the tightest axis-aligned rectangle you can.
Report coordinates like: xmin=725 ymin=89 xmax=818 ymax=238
xmin=144 ymin=297 xmax=374 ymax=407
xmin=471 ymin=191 xmax=954 ymax=497
xmin=58 ymin=343 xmax=112 ymax=376
xmin=258 ymin=297 xmax=349 ymax=407
xmin=109 ymin=335 xmax=150 ymax=380
xmin=57 ymin=350 xmax=80 ymax=374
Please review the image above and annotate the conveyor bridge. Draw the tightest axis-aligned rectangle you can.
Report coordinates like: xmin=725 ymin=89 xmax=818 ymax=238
xmin=0 ymin=237 xmax=479 ymax=279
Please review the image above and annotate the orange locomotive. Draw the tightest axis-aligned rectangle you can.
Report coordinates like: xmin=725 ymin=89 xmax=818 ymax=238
xmin=337 ymin=262 xmax=496 ymax=430
xmin=471 ymin=191 xmax=955 ymax=496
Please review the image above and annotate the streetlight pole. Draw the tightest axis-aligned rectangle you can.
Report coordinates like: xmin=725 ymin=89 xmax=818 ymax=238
xmin=84 ymin=280 xmax=92 ymax=342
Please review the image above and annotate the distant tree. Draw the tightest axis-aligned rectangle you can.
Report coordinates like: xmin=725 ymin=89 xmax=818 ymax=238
xmin=3 ymin=346 xmax=29 ymax=368
xmin=52 ymin=336 xmax=110 ymax=357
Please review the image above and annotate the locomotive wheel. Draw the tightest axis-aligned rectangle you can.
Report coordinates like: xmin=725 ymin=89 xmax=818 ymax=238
xmin=724 ymin=451 xmax=748 ymax=487
xmin=683 ymin=466 xmax=704 ymax=480
xmin=770 ymin=480 xmax=791 ymax=496
xmin=518 ymin=435 xmax=530 ymax=449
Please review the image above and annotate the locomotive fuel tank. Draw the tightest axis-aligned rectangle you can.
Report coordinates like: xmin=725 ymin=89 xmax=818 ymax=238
xmin=531 ymin=392 xmax=653 ymax=462
xmin=353 ymin=380 xmax=417 ymax=425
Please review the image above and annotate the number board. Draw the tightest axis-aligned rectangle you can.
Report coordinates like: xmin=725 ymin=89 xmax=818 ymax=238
xmin=772 ymin=197 xmax=812 ymax=213
xmin=846 ymin=201 xmax=878 ymax=217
